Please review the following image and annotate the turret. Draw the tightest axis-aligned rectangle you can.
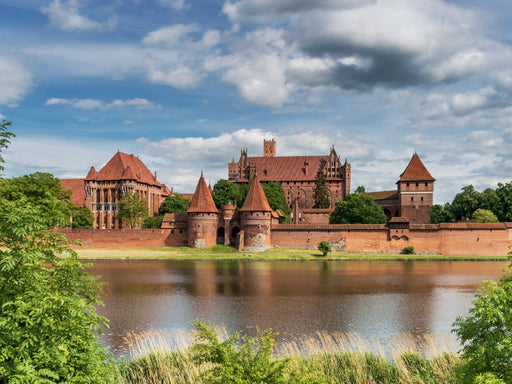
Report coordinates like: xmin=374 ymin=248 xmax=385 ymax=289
xmin=239 ymin=175 xmax=273 ymax=251
xmin=187 ymin=173 xmax=219 ymax=248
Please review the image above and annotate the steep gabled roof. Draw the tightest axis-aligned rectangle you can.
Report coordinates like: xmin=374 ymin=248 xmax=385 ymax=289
xmin=91 ymin=152 xmax=162 ymax=186
xmin=60 ymin=178 xmax=86 ymax=207
xmin=240 ymin=175 xmax=273 ymax=212
xmin=239 ymin=155 xmax=336 ymax=182
xmin=85 ymin=166 xmax=97 ymax=180
xmin=398 ymin=154 xmax=435 ymax=182
xmin=187 ymin=174 xmax=218 ymax=213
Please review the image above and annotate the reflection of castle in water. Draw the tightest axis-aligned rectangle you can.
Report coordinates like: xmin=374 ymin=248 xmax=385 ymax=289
xmin=92 ymin=260 xmax=504 ymax=352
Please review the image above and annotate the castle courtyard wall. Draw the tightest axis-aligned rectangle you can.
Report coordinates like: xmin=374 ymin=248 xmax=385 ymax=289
xmin=61 ymin=223 xmax=512 ymax=256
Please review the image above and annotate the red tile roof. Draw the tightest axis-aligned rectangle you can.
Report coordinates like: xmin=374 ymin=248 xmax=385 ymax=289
xmin=87 ymin=152 xmax=162 ymax=187
xmin=187 ymin=174 xmax=218 ymax=213
xmin=240 ymin=175 xmax=273 ymax=212
xmin=240 ymin=155 xmax=336 ymax=182
xmin=399 ymin=154 xmax=435 ymax=182
xmin=60 ymin=178 xmax=86 ymax=207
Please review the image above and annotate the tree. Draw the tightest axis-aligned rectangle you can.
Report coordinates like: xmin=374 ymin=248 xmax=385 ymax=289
xmin=117 ymin=191 xmax=149 ymax=228
xmin=313 ymin=169 xmax=330 ymax=208
xmin=160 ymin=193 xmax=191 ymax=214
xmin=471 ymin=208 xmax=499 ymax=223
xmin=493 ymin=182 xmax=512 ymax=222
xmin=0 ymin=172 xmax=74 ymax=228
xmin=0 ymin=122 xmax=114 ymax=382
xmin=0 ymin=120 xmax=15 ymax=172
xmin=261 ymin=182 xmax=291 ymax=223
xmin=142 ymin=215 xmax=164 ymax=228
xmin=429 ymin=203 xmax=455 ymax=224
xmin=449 ymin=185 xmax=481 ymax=221
xmin=355 ymin=185 xmax=366 ymax=194
xmin=453 ymin=253 xmax=512 ymax=383
xmin=212 ymin=179 xmax=242 ymax=208
xmin=71 ymin=206 xmax=94 ymax=229
xmin=330 ymin=193 xmax=387 ymax=224
xmin=318 ymin=241 xmax=332 ymax=256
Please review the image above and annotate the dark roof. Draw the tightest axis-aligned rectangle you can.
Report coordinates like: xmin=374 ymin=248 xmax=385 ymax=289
xmin=187 ymin=174 xmax=218 ymax=213
xmin=399 ymin=154 xmax=435 ymax=182
xmin=240 ymin=175 xmax=273 ymax=212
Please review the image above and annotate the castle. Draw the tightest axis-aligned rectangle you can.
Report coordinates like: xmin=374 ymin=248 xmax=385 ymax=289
xmin=61 ymin=151 xmax=171 ymax=229
xmin=228 ymin=139 xmax=351 ymax=209
xmin=62 ymin=141 xmax=435 ymax=246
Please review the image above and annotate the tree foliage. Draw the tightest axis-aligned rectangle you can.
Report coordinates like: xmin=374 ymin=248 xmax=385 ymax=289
xmin=142 ymin=215 xmax=164 ymax=228
xmin=0 ymin=172 xmax=74 ymax=228
xmin=212 ymin=179 xmax=242 ymax=208
xmin=189 ymin=321 xmax=316 ymax=384
xmin=471 ymin=208 xmax=499 ymax=223
xmin=117 ymin=191 xmax=149 ymax=228
xmin=71 ymin=206 xmax=95 ymax=229
xmin=0 ymin=122 xmax=114 ymax=382
xmin=313 ymin=170 xmax=330 ymax=208
xmin=318 ymin=241 xmax=331 ymax=256
xmin=452 ymin=252 xmax=512 ymax=383
xmin=330 ymin=193 xmax=387 ymax=224
xmin=429 ymin=204 xmax=455 ymax=224
xmin=0 ymin=120 xmax=15 ymax=172
xmin=160 ymin=193 xmax=191 ymax=214
xmin=261 ymin=182 xmax=291 ymax=223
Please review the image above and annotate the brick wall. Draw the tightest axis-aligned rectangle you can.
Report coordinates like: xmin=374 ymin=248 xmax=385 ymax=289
xmin=60 ymin=222 xmax=512 ymax=256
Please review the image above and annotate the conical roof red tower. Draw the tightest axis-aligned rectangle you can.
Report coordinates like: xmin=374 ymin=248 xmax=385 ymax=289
xmin=188 ymin=173 xmax=218 ymax=213
xmin=240 ymin=175 xmax=272 ymax=212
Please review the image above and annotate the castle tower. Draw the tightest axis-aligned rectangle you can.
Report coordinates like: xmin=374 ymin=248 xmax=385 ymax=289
xmin=397 ymin=153 xmax=435 ymax=224
xmin=263 ymin=139 xmax=276 ymax=157
xmin=239 ymin=174 xmax=273 ymax=251
xmin=187 ymin=173 xmax=219 ymax=248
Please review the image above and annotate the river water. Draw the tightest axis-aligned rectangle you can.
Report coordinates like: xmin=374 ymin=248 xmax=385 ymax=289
xmin=88 ymin=259 xmax=508 ymax=356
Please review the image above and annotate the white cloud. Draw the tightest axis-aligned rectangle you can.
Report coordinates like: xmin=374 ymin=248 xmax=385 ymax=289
xmin=158 ymin=0 xmax=187 ymax=11
xmin=0 ymin=56 xmax=32 ymax=106
xmin=142 ymin=24 xmax=199 ymax=48
xmin=45 ymin=97 xmax=161 ymax=109
xmin=40 ymin=0 xmax=116 ymax=31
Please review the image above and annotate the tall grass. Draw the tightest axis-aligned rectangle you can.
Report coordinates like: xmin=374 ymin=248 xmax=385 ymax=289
xmin=115 ymin=326 xmax=461 ymax=384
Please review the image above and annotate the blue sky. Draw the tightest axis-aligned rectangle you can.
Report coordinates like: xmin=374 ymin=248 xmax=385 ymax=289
xmin=1 ymin=0 xmax=512 ymax=203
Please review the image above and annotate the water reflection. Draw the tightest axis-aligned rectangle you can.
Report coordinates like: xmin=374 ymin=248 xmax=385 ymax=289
xmin=88 ymin=260 xmax=507 ymax=355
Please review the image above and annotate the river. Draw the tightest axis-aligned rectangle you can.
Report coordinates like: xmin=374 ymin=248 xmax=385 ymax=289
xmin=88 ymin=259 xmax=508 ymax=356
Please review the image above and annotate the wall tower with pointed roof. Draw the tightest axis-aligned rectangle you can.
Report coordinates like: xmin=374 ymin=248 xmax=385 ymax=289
xmin=397 ymin=153 xmax=436 ymax=224
xmin=239 ymin=175 xmax=273 ymax=251
xmin=187 ymin=173 xmax=219 ymax=248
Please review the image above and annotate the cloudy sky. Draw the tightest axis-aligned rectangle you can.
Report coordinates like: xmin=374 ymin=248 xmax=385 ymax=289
xmin=1 ymin=0 xmax=512 ymax=203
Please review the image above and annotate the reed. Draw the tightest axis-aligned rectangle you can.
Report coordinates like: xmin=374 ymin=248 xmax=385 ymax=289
xmin=115 ymin=326 xmax=461 ymax=384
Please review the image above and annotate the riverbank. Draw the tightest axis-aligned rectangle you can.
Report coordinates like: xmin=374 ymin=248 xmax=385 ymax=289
xmin=75 ymin=245 xmax=510 ymax=261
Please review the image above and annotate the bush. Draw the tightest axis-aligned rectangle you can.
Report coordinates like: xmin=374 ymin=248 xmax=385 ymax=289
xmin=190 ymin=321 xmax=288 ymax=384
xmin=403 ymin=246 xmax=415 ymax=254
xmin=452 ymin=253 xmax=512 ymax=383
xmin=318 ymin=241 xmax=332 ymax=256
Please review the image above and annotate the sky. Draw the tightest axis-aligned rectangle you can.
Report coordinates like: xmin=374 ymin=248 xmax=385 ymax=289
xmin=1 ymin=0 xmax=512 ymax=204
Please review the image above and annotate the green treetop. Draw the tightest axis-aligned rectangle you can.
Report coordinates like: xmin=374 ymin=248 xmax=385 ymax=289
xmin=313 ymin=169 xmax=330 ymax=208
xmin=117 ymin=191 xmax=149 ymax=228
xmin=330 ymin=193 xmax=387 ymax=224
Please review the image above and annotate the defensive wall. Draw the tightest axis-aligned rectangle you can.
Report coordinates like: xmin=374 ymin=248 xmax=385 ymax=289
xmin=62 ymin=222 xmax=512 ymax=256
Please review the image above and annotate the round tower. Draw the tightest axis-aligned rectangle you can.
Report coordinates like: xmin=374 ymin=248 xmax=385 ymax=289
xmin=239 ymin=175 xmax=273 ymax=251
xmin=187 ymin=173 xmax=219 ymax=248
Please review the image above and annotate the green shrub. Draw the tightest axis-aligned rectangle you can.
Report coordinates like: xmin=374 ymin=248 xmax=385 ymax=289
xmin=403 ymin=246 xmax=415 ymax=254
xmin=453 ymin=254 xmax=512 ymax=383
xmin=318 ymin=241 xmax=332 ymax=256
xmin=190 ymin=321 xmax=289 ymax=384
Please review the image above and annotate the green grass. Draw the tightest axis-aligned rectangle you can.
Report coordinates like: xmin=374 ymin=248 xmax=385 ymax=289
xmin=75 ymin=245 xmax=510 ymax=261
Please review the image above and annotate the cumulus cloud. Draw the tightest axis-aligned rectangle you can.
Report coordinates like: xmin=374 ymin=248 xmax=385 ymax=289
xmin=41 ymin=0 xmax=117 ymax=31
xmin=45 ymin=97 xmax=161 ymax=109
xmin=0 ymin=56 xmax=32 ymax=106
